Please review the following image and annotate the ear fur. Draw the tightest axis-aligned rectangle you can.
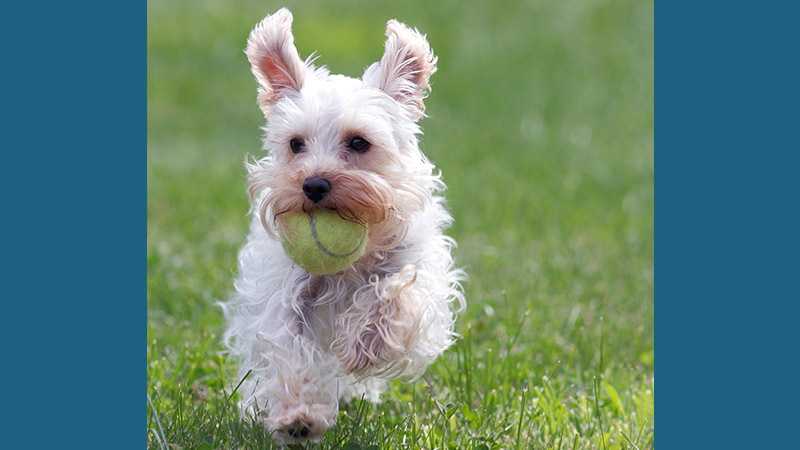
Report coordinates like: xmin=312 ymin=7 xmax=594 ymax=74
xmin=245 ymin=8 xmax=307 ymax=114
xmin=376 ymin=20 xmax=438 ymax=120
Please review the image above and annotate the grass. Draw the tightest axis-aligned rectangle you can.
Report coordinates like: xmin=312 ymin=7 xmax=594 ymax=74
xmin=147 ymin=0 xmax=654 ymax=448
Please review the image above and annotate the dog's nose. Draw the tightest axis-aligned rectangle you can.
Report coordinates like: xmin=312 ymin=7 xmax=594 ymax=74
xmin=302 ymin=177 xmax=331 ymax=203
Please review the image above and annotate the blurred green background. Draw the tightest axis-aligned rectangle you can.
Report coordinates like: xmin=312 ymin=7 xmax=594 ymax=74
xmin=148 ymin=0 xmax=653 ymax=447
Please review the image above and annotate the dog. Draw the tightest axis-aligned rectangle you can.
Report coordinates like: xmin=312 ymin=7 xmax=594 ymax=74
xmin=221 ymin=8 xmax=465 ymax=444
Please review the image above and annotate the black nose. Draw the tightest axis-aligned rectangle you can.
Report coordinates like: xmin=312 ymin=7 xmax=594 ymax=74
xmin=302 ymin=177 xmax=331 ymax=203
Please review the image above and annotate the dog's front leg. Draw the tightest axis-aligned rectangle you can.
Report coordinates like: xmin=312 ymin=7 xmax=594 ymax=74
xmin=256 ymin=307 xmax=341 ymax=444
xmin=331 ymin=264 xmax=423 ymax=375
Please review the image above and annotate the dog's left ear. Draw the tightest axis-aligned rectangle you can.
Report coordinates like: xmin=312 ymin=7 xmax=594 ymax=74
xmin=371 ymin=20 xmax=437 ymax=121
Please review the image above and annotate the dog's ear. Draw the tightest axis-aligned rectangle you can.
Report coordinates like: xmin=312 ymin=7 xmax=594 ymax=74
xmin=245 ymin=8 xmax=306 ymax=115
xmin=374 ymin=20 xmax=437 ymax=121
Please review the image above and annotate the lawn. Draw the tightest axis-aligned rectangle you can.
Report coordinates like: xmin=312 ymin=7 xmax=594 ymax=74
xmin=147 ymin=0 xmax=654 ymax=448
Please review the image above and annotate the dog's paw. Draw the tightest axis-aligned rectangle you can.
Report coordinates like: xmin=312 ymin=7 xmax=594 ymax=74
xmin=266 ymin=402 xmax=336 ymax=444
xmin=274 ymin=417 xmax=321 ymax=443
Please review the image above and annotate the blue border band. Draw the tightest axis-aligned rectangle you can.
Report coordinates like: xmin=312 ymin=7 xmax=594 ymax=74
xmin=4 ymin=2 xmax=143 ymax=447
xmin=658 ymin=2 xmax=799 ymax=448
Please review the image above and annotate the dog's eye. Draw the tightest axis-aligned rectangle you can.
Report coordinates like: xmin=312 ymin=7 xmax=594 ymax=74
xmin=348 ymin=137 xmax=370 ymax=153
xmin=289 ymin=138 xmax=305 ymax=154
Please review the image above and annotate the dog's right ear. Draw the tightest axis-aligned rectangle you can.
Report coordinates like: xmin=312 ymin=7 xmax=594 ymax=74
xmin=245 ymin=8 xmax=306 ymax=115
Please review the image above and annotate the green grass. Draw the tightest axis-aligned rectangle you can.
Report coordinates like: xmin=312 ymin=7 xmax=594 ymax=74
xmin=147 ymin=0 xmax=654 ymax=448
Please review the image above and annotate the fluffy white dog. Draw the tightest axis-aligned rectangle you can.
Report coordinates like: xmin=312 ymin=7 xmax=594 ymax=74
xmin=221 ymin=8 xmax=464 ymax=444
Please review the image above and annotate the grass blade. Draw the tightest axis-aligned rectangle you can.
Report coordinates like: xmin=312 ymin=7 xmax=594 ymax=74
xmin=147 ymin=392 xmax=168 ymax=450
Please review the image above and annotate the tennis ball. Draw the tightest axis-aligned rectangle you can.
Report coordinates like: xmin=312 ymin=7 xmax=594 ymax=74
xmin=280 ymin=210 xmax=369 ymax=275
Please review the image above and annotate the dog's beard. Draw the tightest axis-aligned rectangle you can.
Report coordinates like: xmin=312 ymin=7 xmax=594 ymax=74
xmin=248 ymin=160 xmax=426 ymax=251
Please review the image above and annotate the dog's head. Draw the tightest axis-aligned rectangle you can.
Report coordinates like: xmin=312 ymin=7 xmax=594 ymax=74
xmin=245 ymin=8 xmax=441 ymax=251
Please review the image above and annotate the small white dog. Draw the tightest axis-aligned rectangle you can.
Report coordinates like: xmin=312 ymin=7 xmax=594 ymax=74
xmin=221 ymin=8 xmax=464 ymax=444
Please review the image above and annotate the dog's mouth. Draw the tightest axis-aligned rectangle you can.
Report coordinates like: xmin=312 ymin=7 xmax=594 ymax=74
xmin=271 ymin=199 xmax=404 ymax=252
xmin=250 ymin=164 xmax=422 ymax=251
xmin=297 ymin=205 xmax=368 ymax=227
xmin=273 ymin=170 xmax=395 ymax=226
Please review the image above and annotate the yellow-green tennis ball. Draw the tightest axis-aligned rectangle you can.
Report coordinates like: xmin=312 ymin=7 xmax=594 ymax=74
xmin=281 ymin=210 xmax=369 ymax=275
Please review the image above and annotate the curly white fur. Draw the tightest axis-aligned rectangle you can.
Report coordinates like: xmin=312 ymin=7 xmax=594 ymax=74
xmin=220 ymin=8 xmax=465 ymax=445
